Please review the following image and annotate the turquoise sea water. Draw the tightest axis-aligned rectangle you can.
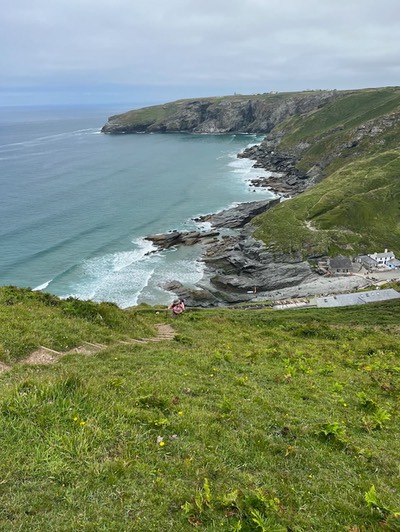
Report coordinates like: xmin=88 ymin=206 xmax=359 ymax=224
xmin=0 ymin=105 xmax=274 ymax=307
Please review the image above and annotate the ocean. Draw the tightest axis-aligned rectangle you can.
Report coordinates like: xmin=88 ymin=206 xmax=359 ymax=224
xmin=0 ymin=104 xmax=274 ymax=307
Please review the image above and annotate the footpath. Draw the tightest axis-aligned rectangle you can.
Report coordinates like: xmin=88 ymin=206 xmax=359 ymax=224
xmin=0 ymin=323 xmax=176 ymax=374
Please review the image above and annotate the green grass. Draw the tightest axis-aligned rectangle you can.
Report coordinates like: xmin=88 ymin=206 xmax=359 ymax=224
xmin=0 ymin=288 xmax=399 ymax=530
xmin=108 ymin=102 xmax=180 ymax=129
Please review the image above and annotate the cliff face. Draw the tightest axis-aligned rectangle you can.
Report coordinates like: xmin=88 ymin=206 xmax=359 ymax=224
xmin=101 ymin=91 xmax=341 ymax=134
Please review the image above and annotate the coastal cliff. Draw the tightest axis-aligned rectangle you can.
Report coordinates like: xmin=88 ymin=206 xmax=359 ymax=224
xmin=101 ymin=91 xmax=342 ymax=134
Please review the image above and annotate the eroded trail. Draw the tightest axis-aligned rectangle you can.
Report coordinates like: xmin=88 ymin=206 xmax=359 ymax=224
xmin=0 ymin=324 xmax=176 ymax=371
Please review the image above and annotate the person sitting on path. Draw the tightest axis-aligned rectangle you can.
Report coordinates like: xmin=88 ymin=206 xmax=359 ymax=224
xmin=167 ymin=298 xmax=185 ymax=317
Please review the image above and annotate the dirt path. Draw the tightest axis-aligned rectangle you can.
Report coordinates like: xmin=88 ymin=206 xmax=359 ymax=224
xmin=0 ymin=323 xmax=176 ymax=372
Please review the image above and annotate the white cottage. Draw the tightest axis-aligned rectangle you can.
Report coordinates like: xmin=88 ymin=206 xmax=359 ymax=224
xmin=368 ymin=249 xmax=395 ymax=266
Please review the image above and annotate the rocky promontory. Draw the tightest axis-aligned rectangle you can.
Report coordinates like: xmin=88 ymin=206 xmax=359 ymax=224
xmin=101 ymin=91 xmax=342 ymax=134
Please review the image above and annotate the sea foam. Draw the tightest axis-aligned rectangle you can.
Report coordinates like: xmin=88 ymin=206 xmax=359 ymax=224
xmin=32 ymin=279 xmax=53 ymax=291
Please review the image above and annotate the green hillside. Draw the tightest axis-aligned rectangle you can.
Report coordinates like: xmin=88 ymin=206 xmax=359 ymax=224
xmin=0 ymin=287 xmax=399 ymax=530
xmin=254 ymin=87 xmax=400 ymax=257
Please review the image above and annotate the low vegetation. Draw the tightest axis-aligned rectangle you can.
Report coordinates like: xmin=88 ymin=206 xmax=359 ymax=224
xmin=0 ymin=287 xmax=399 ymax=530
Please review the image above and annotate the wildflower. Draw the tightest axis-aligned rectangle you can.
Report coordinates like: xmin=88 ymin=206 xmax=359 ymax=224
xmin=159 ymin=441 xmax=165 ymax=447
xmin=80 ymin=421 xmax=86 ymax=426
xmin=178 ymin=411 xmax=183 ymax=415
xmin=73 ymin=416 xmax=78 ymax=422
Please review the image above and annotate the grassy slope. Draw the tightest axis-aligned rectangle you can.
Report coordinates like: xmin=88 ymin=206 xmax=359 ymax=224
xmin=254 ymin=87 xmax=400 ymax=257
xmin=253 ymin=149 xmax=400 ymax=256
xmin=278 ymin=87 xmax=400 ymax=168
xmin=0 ymin=288 xmax=399 ymax=530
xmin=0 ymin=286 xmax=154 ymax=362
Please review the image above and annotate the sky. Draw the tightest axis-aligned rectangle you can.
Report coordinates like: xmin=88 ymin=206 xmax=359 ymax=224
xmin=1 ymin=0 xmax=400 ymax=106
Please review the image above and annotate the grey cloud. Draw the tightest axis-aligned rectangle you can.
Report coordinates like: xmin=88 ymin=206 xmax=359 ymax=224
xmin=1 ymin=0 xmax=400 ymax=103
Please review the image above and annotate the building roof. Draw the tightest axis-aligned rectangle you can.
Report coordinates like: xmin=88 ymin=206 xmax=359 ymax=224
xmin=316 ymin=289 xmax=400 ymax=308
xmin=387 ymin=258 xmax=400 ymax=267
xmin=357 ymin=255 xmax=377 ymax=266
xmin=329 ymin=256 xmax=352 ymax=269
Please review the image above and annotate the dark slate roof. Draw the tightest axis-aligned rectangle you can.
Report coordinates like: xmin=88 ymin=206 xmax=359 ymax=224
xmin=357 ymin=255 xmax=377 ymax=266
xmin=329 ymin=255 xmax=352 ymax=269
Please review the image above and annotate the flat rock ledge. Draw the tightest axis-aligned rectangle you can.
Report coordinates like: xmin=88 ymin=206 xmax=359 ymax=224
xmin=195 ymin=197 xmax=280 ymax=228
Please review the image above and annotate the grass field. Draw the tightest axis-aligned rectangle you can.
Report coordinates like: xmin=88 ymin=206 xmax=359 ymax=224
xmin=0 ymin=287 xmax=399 ymax=530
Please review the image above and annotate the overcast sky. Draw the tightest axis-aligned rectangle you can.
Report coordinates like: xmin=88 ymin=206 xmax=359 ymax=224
xmin=1 ymin=0 xmax=399 ymax=106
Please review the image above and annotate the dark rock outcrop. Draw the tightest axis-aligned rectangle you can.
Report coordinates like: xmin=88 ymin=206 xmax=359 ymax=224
xmin=161 ymin=281 xmax=219 ymax=308
xmin=195 ymin=197 xmax=280 ymax=228
xmin=237 ymin=133 xmax=313 ymax=194
xmin=201 ymin=231 xmax=315 ymax=301
xmin=144 ymin=197 xmax=307 ymax=306
xmin=145 ymin=230 xmax=219 ymax=250
xmin=154 ymin=200 xmax=316 ymax=306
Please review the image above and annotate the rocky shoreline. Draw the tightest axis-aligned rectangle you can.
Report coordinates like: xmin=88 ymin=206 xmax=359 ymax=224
xmin=143 ymin=143 xmax=378 ymax=308
xmin=238 ymin=132 xmax=318 ymax=196
xmin=143 ymin=143 xmax=325 ymax=307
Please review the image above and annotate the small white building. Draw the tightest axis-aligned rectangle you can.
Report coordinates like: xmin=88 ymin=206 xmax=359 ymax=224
xmin=368 ymin=249 xmax=395 ymax=266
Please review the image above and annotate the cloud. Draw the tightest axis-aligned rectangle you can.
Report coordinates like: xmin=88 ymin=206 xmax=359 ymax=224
xmin=1 ymin=0 xmax=400 ymax=103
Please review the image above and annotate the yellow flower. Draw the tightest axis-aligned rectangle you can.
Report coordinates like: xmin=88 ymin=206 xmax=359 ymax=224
xmin=80 ymin=421 xmax=86 ymax=426
xmin=159 ymin=441 xmax=165 ymax=447
xmin=178 ymin=411 xmax=183 ymax=415
xmin=73 ymin=417 xmax=78 ymax=422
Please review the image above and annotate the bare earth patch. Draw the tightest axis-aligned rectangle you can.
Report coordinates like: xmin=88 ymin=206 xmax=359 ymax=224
xmin=25 ymin=347 xmax=61 ymax=365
